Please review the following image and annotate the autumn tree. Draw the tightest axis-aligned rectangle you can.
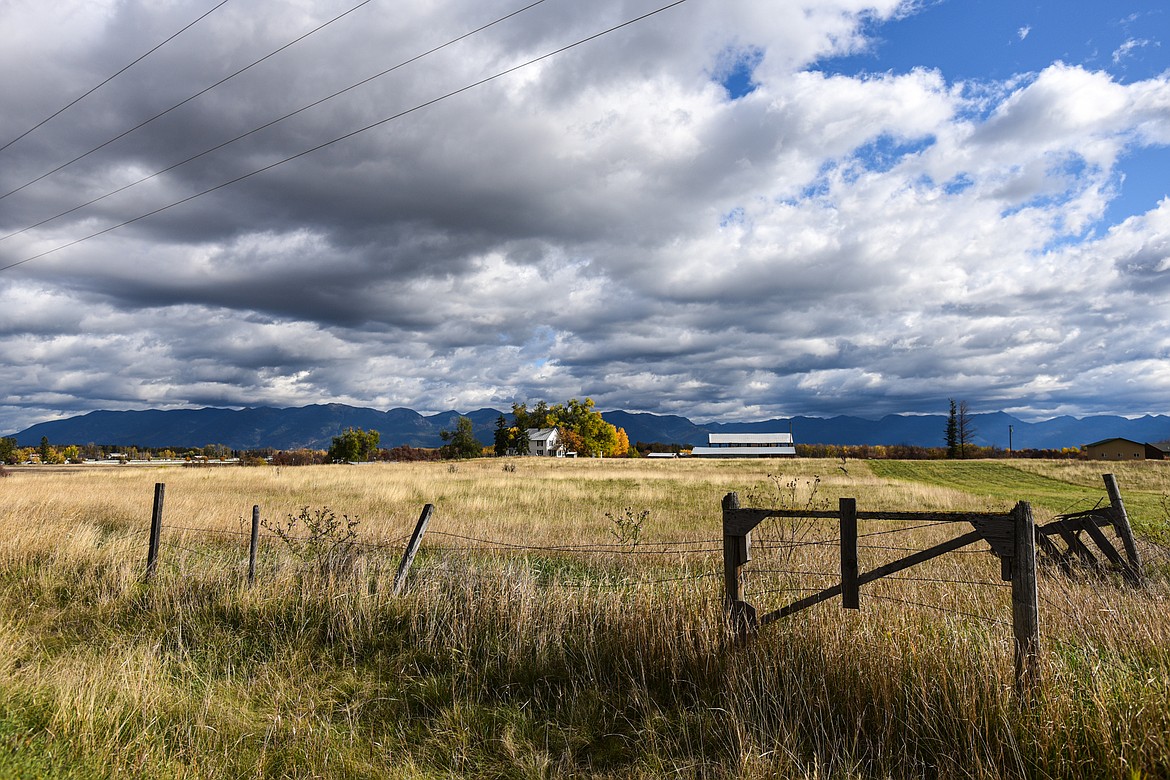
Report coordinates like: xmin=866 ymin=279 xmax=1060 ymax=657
xmin=613 ymin=426 xmax=631 ymax=458
xmin=507 ymin=397 xmax=629 ymax=457
xmin=557 ymin=427 xmax=586 ymax=455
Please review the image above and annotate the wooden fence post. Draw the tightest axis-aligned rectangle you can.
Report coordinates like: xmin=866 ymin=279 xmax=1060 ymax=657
xmin=144 ymin=482 xmax=165 ymax=583
xmin=722 ymin=492 xmax=757 ymax=639
xmin=722 ymin=492 xmax=745 ymax=606
xmin=1011 ymin=501 xmax=1040 ymax=693
xmin=1103 ymin=473 xmax=1143 ymax=581
xmin=248 ymin=505 xmax=260 ymax=585
xmin=393 ymin=504 xmax=434 ymax=595
xmin=840 ymin=497 xmax=859 ymax=610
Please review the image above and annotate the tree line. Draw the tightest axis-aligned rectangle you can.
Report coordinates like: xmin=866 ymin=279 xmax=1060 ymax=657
xmin=0 ymin=397 xmax=1086 ymax=468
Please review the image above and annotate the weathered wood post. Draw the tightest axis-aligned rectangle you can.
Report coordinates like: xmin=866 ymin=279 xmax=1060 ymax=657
xmin=393 ymin=504 xmax=434 ymax=595
xmin=722 ymin=492 xmax=757 ymax=639
xmin=144 ymin=482 xmax=165 ymax=583
xmin=1103 ymin=473 xmax=1143 ymax=581
xmin=722 ymin=492 xmax=745 ymax=605
xmin=248 ymin=505 xmax=260 ymax=585
xmin=1011 ymin=501 xmax=1040 ymax=693
xmin=840 ymin=497 xmax=859 ymax=610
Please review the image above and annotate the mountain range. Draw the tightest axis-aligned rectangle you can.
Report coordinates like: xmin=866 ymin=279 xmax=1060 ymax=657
xmin=8 ymin=404 xmax=1170 ymax=451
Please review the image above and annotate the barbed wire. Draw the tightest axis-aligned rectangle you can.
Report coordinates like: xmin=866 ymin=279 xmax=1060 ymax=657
xmin=747 ymin=568 xmax=838 ymax=579
xmin=161 ymin=524 xmax=252 ymax=538
xmin=857 ymin=521 xmax=972 ymax=539
xmin=752 ymin=537 xmax=841 ymax=551
xmin=158 ymin=539 xmax=237 ymax=563
xmin=866 ymin=593 xmax=1011 ymax=628
xmin=882 ymin=574 xmax=1010 ymax=588
xmin=753 ymin=586 xmax=832 ymax=597
xmin=423 ymin=529 xmax=720 ymax=555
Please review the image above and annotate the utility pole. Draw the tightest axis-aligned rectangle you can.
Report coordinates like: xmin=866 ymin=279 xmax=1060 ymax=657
xmin=1008 ymin=424 xmax=1013 ymax=456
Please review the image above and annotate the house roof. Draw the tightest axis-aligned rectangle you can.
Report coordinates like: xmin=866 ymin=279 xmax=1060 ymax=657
xmin=525 ymin=428 xmax=558 ymax=441
xmin=1085 ymin=437 xmax=1145 ymax=448
xmin=708 ymin=433 xmax=793 ymax=445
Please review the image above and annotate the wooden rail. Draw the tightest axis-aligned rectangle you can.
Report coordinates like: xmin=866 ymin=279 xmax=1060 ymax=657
xmin=722 ymin=493 xmax=1039 ymax=692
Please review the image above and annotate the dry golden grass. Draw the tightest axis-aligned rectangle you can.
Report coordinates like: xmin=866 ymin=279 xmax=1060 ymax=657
xmin=1 ymin=458 xmax=1168 ymax=778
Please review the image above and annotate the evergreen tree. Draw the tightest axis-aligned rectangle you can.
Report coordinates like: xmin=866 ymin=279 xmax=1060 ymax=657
xmin=945 ymin=399 xmax=959 ymax=458
xmin=493 ymin=414 xmax=510 ymax=456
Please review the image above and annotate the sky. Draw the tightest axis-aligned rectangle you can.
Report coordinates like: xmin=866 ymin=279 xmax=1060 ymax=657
xmin=1 ymin=0 xmax=1168 ymax=434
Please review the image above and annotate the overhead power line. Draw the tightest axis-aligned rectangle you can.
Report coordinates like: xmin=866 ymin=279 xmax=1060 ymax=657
xmin=0 ymin=0 xmax=552 ymax=245
xmin=0 ymin=0 xmax=690 ymax=274
xmin=0 ymin=0 xmax=233 ymax=155
xmin=0 ymin=0 xmax=378 ymax=203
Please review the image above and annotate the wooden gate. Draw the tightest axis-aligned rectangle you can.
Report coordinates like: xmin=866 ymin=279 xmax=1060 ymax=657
xmin=721 ymin=473 xmax=1143 ymax=692
xmin=721 ymin=494 xmax=1041 ymax=690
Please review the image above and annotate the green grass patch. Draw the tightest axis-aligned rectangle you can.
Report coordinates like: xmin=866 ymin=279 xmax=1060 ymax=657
xmin=867 ymin=460 xmax=1170 ymax=538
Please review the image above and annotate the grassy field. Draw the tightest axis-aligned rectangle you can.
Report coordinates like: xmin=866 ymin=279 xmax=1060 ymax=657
xmin=1 ymin=458 xmax=1168 ymax=778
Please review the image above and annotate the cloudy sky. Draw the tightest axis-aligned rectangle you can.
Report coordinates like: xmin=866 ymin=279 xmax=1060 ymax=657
xmin=1 ymin=0 xmax=1168 ymax=434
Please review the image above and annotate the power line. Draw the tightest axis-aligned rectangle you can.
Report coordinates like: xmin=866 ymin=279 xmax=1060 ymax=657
xmin=0 ymin=0 xmax=233 ymax=155
xmin=0 ymin=0 xmax=379 ymax=203
xmin=0 ymin=0 xmax=691 ymax=274
xmin=0 ymin=0 xmax=553 ymax=245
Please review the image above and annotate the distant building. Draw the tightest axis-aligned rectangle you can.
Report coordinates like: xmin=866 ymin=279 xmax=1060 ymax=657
xmin=690 ymin=432 xmax=796 ymax=458
xmin=1083 ymin=438 xmax=1166 ymax=461
xmin=525 ymin=428 xmax=560 ymax=457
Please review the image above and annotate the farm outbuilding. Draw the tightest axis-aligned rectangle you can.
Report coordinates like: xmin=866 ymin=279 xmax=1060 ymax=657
xmin=1083 ymin=438 xmax=1166 ymax=461
xmin=690 ymin=432 xmax=796 ymax=458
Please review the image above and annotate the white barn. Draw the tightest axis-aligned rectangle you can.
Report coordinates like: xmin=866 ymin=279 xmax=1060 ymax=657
xmin=690 ymin=432 xmax=796 ymax=458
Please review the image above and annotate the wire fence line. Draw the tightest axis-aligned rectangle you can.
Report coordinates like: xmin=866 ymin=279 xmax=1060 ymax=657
xmin=158 ymin=522 xmax=721 ymax=555
xmin=149 ymin=492 xmax=1168 ymax=625
xmin=866 ymin=593 xmax=1012 ymax=629
xmin=150 ymin=518 xmax=728 ymax=592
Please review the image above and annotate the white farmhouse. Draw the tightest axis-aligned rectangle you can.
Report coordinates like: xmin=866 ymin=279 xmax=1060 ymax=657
xmin=525 ymin=428 xmax=560 ymax=456
xmin=690 ymin=432 xmax=796 ymax=458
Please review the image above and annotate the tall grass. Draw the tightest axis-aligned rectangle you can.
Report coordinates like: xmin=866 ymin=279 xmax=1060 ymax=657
xmin=1 ymin=459 xmax=1168 ymax=778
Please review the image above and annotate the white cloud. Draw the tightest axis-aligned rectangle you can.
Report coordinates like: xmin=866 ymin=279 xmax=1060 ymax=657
xmin=1 ymin=0 xmax=1170 ymax=433
xmin=1113 ymin=38 xmax=1155 ymax=65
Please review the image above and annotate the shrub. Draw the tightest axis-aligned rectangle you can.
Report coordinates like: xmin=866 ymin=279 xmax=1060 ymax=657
xmin=261 ymin=507 xmax=362 ymax=580
xmin=270 ymin=449 xmax=327 ymax=466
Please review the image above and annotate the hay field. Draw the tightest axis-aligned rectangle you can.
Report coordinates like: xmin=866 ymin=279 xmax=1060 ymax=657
xmin=1 ymin=458 xmax=1168 ymax=778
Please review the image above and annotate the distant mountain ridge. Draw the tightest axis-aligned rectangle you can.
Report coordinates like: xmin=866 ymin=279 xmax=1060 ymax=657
xmin=8 ymin=404 xmax=1170 ymax=451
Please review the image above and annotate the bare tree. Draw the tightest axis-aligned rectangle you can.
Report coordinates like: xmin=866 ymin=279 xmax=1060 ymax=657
xmin=957 ymin=400 xmax=977 ymax=458
xmin=945 ymin=399 xmax=959 ymax=458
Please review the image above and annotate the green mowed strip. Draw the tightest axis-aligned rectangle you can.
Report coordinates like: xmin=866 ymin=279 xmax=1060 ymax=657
xmin=866 ymin=460 xmax=1166 ymax=532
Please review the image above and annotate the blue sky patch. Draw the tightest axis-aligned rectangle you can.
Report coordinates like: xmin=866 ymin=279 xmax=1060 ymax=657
xmin=850 ymin=134 xmax=936 ymax=174
xmin=716 ymin=46 xmax=764 ymax=99
xmin=1105 ymin=144 xmax=1170 ymax=225
xmin=816 ymin=0 xmax=1169 ymax=85
xmin=944 ymin=173 xmax=974 ymax=195
xmin=720 ymin=206 xmax=747 ymax=228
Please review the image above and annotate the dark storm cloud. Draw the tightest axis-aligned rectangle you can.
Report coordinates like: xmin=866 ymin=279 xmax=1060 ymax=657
xmin=1 ymin=0 xmax=1169 ymax=434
